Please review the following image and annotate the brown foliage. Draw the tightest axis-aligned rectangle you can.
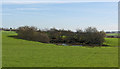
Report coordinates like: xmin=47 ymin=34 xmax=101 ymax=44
xmin=17 ymin=26 xmax=49 ymax=43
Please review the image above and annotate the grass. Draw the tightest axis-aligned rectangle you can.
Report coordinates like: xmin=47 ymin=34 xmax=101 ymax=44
xmin=104 ymin=38 xmax=118 ymax=46
xmin=106 ymin=33 xmax=119 ymax=36
xmin=2 ymin=31 xmax=118 ymax=67
xmin=0 ymin=31 xmax=2 ymax=68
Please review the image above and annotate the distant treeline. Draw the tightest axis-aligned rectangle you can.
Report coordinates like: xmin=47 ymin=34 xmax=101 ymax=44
xmin=1 ymin=27 xmax=119 ymax=33
xmin=13 ymin=26 xmax=106 ymax=46
xmin=0 ymin=28 xmax=17 ymax=31
xmin=106 ymin=31 xmax=120 ymax=33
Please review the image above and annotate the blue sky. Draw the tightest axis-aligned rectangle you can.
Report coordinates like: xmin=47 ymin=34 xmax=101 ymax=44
xmin=1 ymin=0 xmax=118 ymax=31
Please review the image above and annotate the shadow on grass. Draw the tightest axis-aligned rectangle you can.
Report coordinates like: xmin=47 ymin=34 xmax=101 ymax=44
xmin=8 ymin=35 xmax=22 ymax=39
xmin=8 ymin=35 xmax=40 ymax=43
xmin=8 ymin=35 xmax=21 ymax=39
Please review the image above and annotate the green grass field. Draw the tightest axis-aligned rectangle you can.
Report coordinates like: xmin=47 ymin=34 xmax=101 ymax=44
xmin=106 ymin=33 xmax=119 ymax=36
xmin=2 ymin=31 xmax=118 ymax=67
xmin=104 ymin=38 xmax=118 ymax=46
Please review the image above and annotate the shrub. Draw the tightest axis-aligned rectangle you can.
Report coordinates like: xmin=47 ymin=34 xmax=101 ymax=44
xmin=17 ymin=26 xmax=105 ymax=46
xmin=17 ymin=26 xmax=49 ymax=43
xmin=33 ymin=32 xmax=50 ymax=43
xmin=47 ymin=27 xmax=105 ymax=46
xmin=84 ymin=27 xmax=105 ymax=45
xmin=17 ymin=26 xmax=37 ymax=39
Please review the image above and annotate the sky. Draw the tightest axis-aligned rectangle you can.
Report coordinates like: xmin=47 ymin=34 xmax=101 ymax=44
xmin=1 ymin=0 xmax=119 ymax=31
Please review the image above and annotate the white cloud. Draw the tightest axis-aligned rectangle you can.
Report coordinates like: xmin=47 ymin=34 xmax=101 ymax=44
xmin=2 ymin=0 xmax=119 ymax=4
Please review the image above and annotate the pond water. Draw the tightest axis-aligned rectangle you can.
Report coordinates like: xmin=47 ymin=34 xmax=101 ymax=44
xmin=62 ymin=43 xmax=68 ymax=46
xmin=61 ymin=43 xmax=83 ymax=46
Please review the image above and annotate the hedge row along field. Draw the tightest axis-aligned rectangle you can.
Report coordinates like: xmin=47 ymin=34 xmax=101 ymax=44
xmin=16 ymin=26 xmax=106 ymax=46
xmin=2 ymin=31 xmax=118 ymax=67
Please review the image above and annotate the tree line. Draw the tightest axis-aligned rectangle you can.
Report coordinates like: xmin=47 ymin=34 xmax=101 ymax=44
xmin=16 ymin=26 xmax=106 ymax=46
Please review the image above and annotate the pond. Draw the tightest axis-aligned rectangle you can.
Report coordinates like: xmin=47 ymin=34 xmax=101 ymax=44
xmin=60 ymin=43 xmax=83 ymax=46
